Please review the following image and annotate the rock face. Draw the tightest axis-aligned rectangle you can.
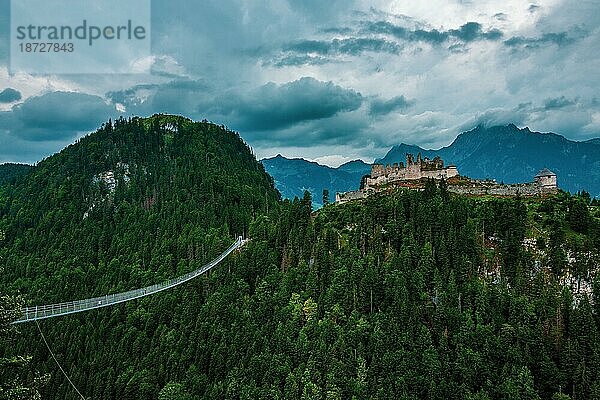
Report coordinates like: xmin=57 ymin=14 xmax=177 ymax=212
xmin=335 ymin=189 xmax=366 ymax=203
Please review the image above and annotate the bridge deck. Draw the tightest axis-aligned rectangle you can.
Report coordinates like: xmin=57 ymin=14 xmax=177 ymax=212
xmin=13 ymin=237 xmax=245 ymax=324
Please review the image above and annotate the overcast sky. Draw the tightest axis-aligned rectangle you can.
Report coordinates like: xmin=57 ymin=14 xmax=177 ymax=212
xmin=1 ymin=0 xmax=599 ymax=166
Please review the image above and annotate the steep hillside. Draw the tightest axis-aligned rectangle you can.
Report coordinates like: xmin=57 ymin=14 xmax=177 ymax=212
xmin=377 ymin=124 xmax=600 ymax=196
xmin=261 ymin=155 xmax=370 ymax=208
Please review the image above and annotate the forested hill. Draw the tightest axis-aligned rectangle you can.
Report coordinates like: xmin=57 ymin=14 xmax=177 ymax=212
xmin=0 ymin=114 xmax=279 ymax=302
xmin=0 ymin=163 xmax=34 ymax=186
xmin=0 ymin=114 xmax=280 ymax=397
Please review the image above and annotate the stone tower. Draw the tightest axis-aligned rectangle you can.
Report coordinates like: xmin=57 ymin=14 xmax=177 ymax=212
xmin=534 ymin=168 xmax=557 ymax=188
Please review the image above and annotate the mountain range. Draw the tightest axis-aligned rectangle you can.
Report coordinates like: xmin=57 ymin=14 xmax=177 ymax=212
xmin=260 ymin=155 xmax=370 ymax=208
xmin=262 ymin=124 xmax=600 ymax=204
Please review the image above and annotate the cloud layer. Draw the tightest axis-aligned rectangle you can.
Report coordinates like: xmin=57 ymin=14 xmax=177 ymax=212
xmin=216 ymin=78 xmax=363 ymax=131
xmin=0 ymin=0 xmax=598 ymax=165
xmin=0 ymin=91 xmax=119 ymax=161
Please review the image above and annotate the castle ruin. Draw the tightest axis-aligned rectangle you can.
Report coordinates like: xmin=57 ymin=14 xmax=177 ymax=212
xmin=335 ymin=153 xmax=558 ymax=204
xmin=363 ymin=153 xmax=458 ymax=190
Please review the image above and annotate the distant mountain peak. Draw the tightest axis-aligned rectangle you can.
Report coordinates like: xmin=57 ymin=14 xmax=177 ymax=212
xmin=339 ymin=159 xmax=369 ymax=167
xmin=464 ymin=123 xmax=521 ymax=134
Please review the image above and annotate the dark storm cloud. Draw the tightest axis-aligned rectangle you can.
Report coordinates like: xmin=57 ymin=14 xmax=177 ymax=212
xmin=369 ymin=96 xmax=414 ymax=116
xmin=269 ymin=20 xmax=503 ymax=67
xmin=270 ymin=55 xmax=331 ymax=68
xmin=217 ymin=77 xmax=363 ymax=132
xmin=283 ymin=37 xmax=402 ymax=56
xmin=107 ymin=79 xmax=210 ymax=116
xmin=448 ymin=43 xmax=468 ymax=54
xmin=362 ymin=21 xmax=503 ymax=44
xmin=450 ymin=22 xmax=503 ymax=42
xmin=0 ymin=91 xmax=117 ymax=141
xmin=245 ymin=108 xmax=371 ymax=148
xmin=108 ymin=77 xmax=363 ymax=135
xmin=0 ymin=88 xmax=22 ymax=103
xmin=319 ymin=27 xmax=354 ymax=35
xmin=544 ymin=96 xmax=577 ymax=110
xmin=106 ymin=84 xmax=154 ymax=106
xmin=504 ymin=32 xmax=577 ymax=48
xmin=283 ymin=40 xmax=331 ymax=55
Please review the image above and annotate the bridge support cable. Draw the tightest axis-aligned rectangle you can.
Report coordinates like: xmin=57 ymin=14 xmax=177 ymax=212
xmin=36 ymin=320 xmax=87 ymax=399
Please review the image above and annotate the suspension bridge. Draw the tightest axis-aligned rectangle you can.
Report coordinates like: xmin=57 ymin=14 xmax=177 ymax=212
xmin=12 ymin=237 xmax=246 ymax=324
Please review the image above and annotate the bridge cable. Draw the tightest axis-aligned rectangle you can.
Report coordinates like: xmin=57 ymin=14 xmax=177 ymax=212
xmin=36 ymin=320 xmax=86 ymax=400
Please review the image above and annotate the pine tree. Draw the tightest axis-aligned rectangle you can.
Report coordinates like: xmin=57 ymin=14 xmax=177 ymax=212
xmin=322 ymin=189 xmax=330 ymax=206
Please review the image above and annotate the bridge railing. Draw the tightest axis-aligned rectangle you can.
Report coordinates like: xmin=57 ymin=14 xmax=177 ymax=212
xmin=14 ymin=237 xmax=244 ymax=324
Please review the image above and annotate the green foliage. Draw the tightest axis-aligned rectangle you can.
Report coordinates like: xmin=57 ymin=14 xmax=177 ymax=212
xmin=569 ymin=199 xmax=592 ymax=233
xmin=1 ymin=116 xmax=600 ymax=399
xmin=0 ymin=164 xmax=33 ymax=187
xmin=158 ymin=382 xmax=192 ymax=400
xmin=0 ymin=295 xmax=48 ymax=399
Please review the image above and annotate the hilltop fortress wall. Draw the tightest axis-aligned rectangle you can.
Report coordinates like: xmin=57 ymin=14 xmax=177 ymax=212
xmin=448 ymin=183 xmax=556 ymax=197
